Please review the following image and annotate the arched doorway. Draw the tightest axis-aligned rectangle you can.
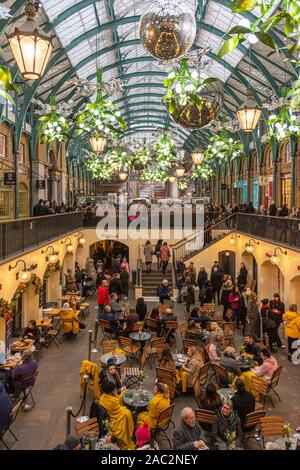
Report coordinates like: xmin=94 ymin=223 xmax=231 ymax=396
xmin=219 ymin=250 xmax=235 ymax=278
xmin=241 ymin=251 xmax=258 ymax=292
xmin=260 ymin=260 xmax=285 ymax=301
xmin=90 ymin=240 xmax=129 ymax=271
xmin=19 ymin=182 xmax=29 ymax=218
xmin=290 ymin=275 xmax=300 ymax=307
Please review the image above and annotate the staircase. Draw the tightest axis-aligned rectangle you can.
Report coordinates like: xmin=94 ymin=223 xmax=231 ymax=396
xmin=141 ymin=266 xmax=173 ymax=299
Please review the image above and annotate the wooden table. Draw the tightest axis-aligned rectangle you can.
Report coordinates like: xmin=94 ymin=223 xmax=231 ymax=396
xmin=42 ymin=308 xmax=62 ymax=316
xmin=10 ymin=339 xmax=35 ymax=352
xmin=58 ymin=295 xmax=82 ymax=302
xmin=36 ymin=318 xmax=53 ymax=328
xmin=0 ymin=361 xmax=17 ymax=369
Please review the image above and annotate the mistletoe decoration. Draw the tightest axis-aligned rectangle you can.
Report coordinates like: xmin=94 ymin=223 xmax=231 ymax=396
xmin=141 ymin=168 xmax=169 ymax=183
xmin=39 ymin=96 xmax=71 ymax=144
xmin=84 ymin=156 xmax=114 ymax=181
xmin=74 ymin=69 xmax=126 ymax=140
xmin=0 ymin=65 xmax=20 ymax=105
xmin=11 ymin=274 xmax=42 ymax=309
xmin=163 ymin=58 xmax=220 ymax=121
xmin=205 ymin=129 xmax=243 ymax=162
xmin=0 ymin=298 xmax=13 ymax=319
xmin=134 ymin=142 xmax=152 ymax=168
xmin=192 ymin=162 xmax=214 ymax=180
xmin=154 ymin=133 xmax=176 ymax=169
xmin=263 ymin=105 xmax=300 ymax=146
xmin=105 ymin=147 xmax=133 ymax=172
xmin=177 ymin=178 xmax=189 ymax=190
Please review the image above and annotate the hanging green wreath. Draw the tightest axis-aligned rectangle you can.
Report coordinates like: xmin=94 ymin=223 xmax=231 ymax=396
xmin=11 ymin=274 xmax=42 ymax=309
xmin=205 ymin=129 xmax=243 ymax=162
xmin=43 ymin=260 xmax=62 ymax=280
xmin=39 ymin=96 xmax=72 ymax=144
xmin=105 ymin=147 xmax=133 ymax=172
xmin=134 ymin=142 xmax=152 ymax=168
xmin=84 ymin=156 xmax=114 ymax=181
xmin=141 ymin=168 xmax=169 ymax=183
xmin=153 ymin=133 xmax=176 ymax=169
xmin=0 ymin=298 xmax=14 ymax=319
xmin=192 ymin=162 xmax=215 ymax=180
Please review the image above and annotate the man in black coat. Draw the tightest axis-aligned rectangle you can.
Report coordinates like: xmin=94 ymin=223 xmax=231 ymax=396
xmin=173 ymin=407 xmax=209 ymax=450
xmin=211 ymin=263 xmax=223 ymax=305
xmin=231 ymin=379 xmax=255 ymax=427
xmin=33 ymin=199 xmax=43 ymax=217
xmin=212 ymin=400 xmax=243 ymax=450
xmin=197 ymin=266 xmax=208 ymax=292
xmin=108 ymin=273 xmax=123 ymax=297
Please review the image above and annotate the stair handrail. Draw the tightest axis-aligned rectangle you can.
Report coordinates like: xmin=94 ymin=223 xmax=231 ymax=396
xmin=137 ymin=257 xmax=142 ymax=288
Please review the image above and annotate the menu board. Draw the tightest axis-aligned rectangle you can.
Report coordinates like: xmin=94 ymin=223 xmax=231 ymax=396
xmin=5 ymin=316 xmax=14 ymax=355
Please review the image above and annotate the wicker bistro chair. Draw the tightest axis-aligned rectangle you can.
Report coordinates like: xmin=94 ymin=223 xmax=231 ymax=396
xmin=75 ymin=417 xmax=99 ymax=438
xmin=164 ymin=320 xmax=178 ymax=346
xmin=43 ymin=317 xmax=64 ymax=348
xmin=152 ymin=404 xmax=176 ymax=449
xmin=119 ymin=336 xmax=141 ymax=363
xmin=210 ymin=363 xmax=229 ymax=387
xmin=99 ymin=319 xmax=115 ymax=341
xmin=195 ymin=408 xmax=215 ymax=441
xmin=259 ymin=416 xmax=284 ymax=449
xmin=147 ymin=337 xmax=167 ymax=368
xmin=178 ymin=322 xmax=188 ymax=342
xmin=15 ymin=370 xmax=39 ymax=408
xmin=250 ymin=366 xmax=283 ymax=407
xmin=182 ymin=339 xmax=198 ymax=353
xmin=145 ymin=318 xmax=158 ymax=335
xmin=100 ymin=339 xmax=119 ymax=354
xmin=243 ymin=410 xmax=266 ymax=449
xmin=0 ymin=400 xmax=22 ymax=450
xmin=193 ymin=374 xmax=202 ymax=408
xmin=122 ymin=348 xmax=149 ymax=388
xmin=202 ymin=303 xmax=215 ymax=315
xmin=156 ymin=366 xmax=175 ymax=384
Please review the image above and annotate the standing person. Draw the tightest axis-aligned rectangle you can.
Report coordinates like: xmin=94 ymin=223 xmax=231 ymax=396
xmin=197 ymin=266 xmax=208 ymax=299
xmin=184 ymin=280 xmax=195 ymax=314
xmin=229 ymin=286 xmax=241 ymax=326
xmin=241 ymin=287 xmax=251 ymax=335
xmin=238 ymin=263 xmax=248 ymax=288
xmin=211 ymin=262 xmax=223 ymax=305
xmin=269 ymin=293 xmax=285 ymax=348
xmin=157 ymin=279 xmax=171 ymax=305
xmin=176 ymin=273 xmax=185 ymax=304
xmin=185 ymin=262 xmax=197 ymax=286
xmin=144 ymin=241 xmax=153 ymax=274
xmin=221 ymin=278 xmax=233 ymax=321
xmin=109 ymin=273 xmax=123 ymax=298
xmin=268 ymin=200 xmax=277 ymax=216
xmin=155 ymin=239 xmax=163 ymax=270
xmin=136 ymin=297 xmax=147 ymax=321
xmin=247 ymin=292 xmax=261 ymax=340
xmin=283 ymin=305 xmax=300 ymax=361
xmin=120 ymin=257 xmax=130 ymax=299
xmin=97 ymin=280 xmax=109 ymax=320
xmin=176 ymin=257 xmax=186 ymax=275
xmin=160 ymin=242 xmax=171 ymax=274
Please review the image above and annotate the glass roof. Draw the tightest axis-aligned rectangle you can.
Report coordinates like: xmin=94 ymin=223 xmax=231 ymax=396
xmin=0 ymin=0 xmax=297 ymax=150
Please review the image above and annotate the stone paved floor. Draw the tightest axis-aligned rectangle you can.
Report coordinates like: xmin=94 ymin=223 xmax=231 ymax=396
xmin=2 ymin=290 xmax=300 ymax=450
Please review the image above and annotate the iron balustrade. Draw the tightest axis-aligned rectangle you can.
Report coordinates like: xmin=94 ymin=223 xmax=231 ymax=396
xmin=0 ymin=211 xmax=84 ymax=260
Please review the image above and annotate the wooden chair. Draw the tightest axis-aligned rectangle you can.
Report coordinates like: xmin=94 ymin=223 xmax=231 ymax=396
xmin=193 ymin=374 xmax=202 ymax=407
xmin=243 ymin=410 xmax=266 ymax=448
xmin=100 ymin=339 xmax=119 ymax=354
xmin=164 ymin=320 xmax=178 ymax=345
xmin=75 ymin=417 xmax=99 ymax=438
xmin=145 ymin=318 xmax=158 ymax=334
xmin=156 ymin=366 xmax=175 ymax=384
xmin=16 ymin=370 xmax=39 ymax=407
xmin=267 ymin=366 xmax=283 ymax=405
xmin=223 ymin=321 xmax=236 ymax=345
xmin=183 ymin=339 xmax=198 ymax=353
xmin=119 ymin=336 xmax=141 ymax=362
xmin=152 ymin=404 xmax=176 ymax=448
xmin=198 ymin=362 xmax=211 ymax=388
xmin=250 ymin=366 xmax=282 ymax=406
xmin=99 ymin=319 xmax=114 ymax=341
xmin=195 ymin=408 xmax=215 ymax=434
xmin=178 ymin=322 xmax=188 ymax=344
xmin=43 ymin=317 xmax=64 ymax=348
xmin=0 ymin=400 xmax=22 ymax=450
xmin=122 ymin=348 xmax=149 ymax=388
xmin=147 ymin=338 xmax=166 ymax=367
xmin=259 ymin=416 xmax=284 ymax=448
xmin=210 ymin=363 xmax=228 ymax=387
xmin=202 ymin=303 xmax=215 ymax=314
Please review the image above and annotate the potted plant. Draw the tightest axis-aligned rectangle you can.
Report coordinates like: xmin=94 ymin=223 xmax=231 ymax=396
xmin=224 ymin=430 xmax=237 ymax=449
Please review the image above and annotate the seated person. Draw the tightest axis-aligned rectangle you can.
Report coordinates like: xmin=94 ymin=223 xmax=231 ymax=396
xmin=136 ymin=298 xmax=147 ymax=321
xmin=205 ymin=334 xmax=223 ymax=365
xmin=181 ymin=347 xmax=203 ymax=389
xmin=125 ymin=307 xmax=139 ymax=335
xmin=212 ymin=400 xmax=243 ymax=450
xmin=137 ymin=382 xmax=170 ymax=431
xmin=199 ymin=382 xmax=222 ymax=412
xmin=173 ymin=407 xmax=209 ymax=450
xmin=100 ymin=358 xmax=126 ymax=396
xmin=53 ymin=435 xmax=81 ymax=451
xmin=159 ymin=348 xmax=187 ymax=393
xmin=0 ymin=383 xmax=12 ymax=434
xmin=8 ymin=350 xmax=38 ymax=395
xmin=220 ymin=347 xmax=241 ymax=378
xmin=60 ymin=303 xmax=80 ymax=336
xmin=99 ymin=382 xmax=135 ymax=450
xmin=231 ymin=379 xmax=255 ymax=427
xmin=198 ymin=310 xmax=213 ymax=329
xmin=161 ymin=307 xmax=177 ymax=323
xmin=209 ymin=322 xmax=224 ymax=340
xmin=242 ymin=335 xmax=262 ymax=364
xmin=189 ymin=307 xmax=201 ymax=323
xmin=135 ymin=422 xmax=159 ymax=450
xmin=109 ymin=293 xmax=123 ymax=317
xmin=99 ymin=305 xmax=119 ymax=335
xmin=23 ymin=319 xmax=43 ymax=350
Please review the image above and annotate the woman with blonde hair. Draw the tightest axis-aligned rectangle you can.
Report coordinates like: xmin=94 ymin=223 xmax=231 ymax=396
xmin=181 ymin=346 xmax=204 ymax=389
xmin=137 ymin=382 xmax=170 ymax=430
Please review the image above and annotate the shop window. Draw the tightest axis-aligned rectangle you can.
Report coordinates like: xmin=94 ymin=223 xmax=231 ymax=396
xmin=19 ymin=182 xmax=29 ymax=218
xmin=0 ymin=133 xmax=6 ymax=157
xmin=19 ymin=143 xmax=25 ymax=164
xmin=0 ymin=183 xmax=13 ymax=219
xmin=281 ymin=178 xmax=291 ymax=208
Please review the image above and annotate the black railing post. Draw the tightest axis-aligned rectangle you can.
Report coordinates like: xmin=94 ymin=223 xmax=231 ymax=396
xmin=66 ymin=405 xmax=73 ymax=438
xmin=91 ymin=320 xmax=99 ymax=353
xmin=88 ymin=330 xmax=93 ymax=361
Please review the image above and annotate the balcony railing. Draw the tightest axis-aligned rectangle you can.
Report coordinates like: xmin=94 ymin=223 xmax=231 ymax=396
xmin=0 ymin=211 xmax=84 ymax=260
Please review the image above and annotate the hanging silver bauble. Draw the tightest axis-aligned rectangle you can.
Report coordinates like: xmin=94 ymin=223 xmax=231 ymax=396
xmin=169 ymin=81 xmax=224 ymax=130
xmin=139 ymin=1 xmax=196 ymax=61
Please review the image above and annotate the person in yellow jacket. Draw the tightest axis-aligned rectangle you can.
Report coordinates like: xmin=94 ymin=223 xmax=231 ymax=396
xmin=60 ymin=303 xmax=79 ymax=336
xmin=79 ymin=360 xmax=101 ymax=400
xmin=137 ymin=382 xmax=170 ymax=431
xmin=283 ymin=304 xmax=300 ymax=361
xmin=99 ymin=382 xmax=135 ymax=450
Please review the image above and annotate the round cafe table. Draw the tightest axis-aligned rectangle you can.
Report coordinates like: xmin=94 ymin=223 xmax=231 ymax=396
xmin=272 ymin=437 xmax=297 ymax=450
xmin=217 ymin=387 xmax=235 ymax=403
xmin=172 ymin=353 xmax=188 ymax=367
xmin=129 ymin=331 xmax=151 ymax=351
xmin=123 ymin=388 xmax=153 ymax=410
xmin=237 ymin=357 xmax=256 ymax=371
xmin=100 ymin=352 xmax=126 ymax=366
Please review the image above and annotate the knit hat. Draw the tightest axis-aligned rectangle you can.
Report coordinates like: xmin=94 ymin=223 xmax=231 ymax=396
xmin=135 ymin=422 xmax=151 ymax=447
xmin=64 ymin=435 xmax=80 ymax=450
xmin=107 ymin=357 xmax=116 ymax=367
